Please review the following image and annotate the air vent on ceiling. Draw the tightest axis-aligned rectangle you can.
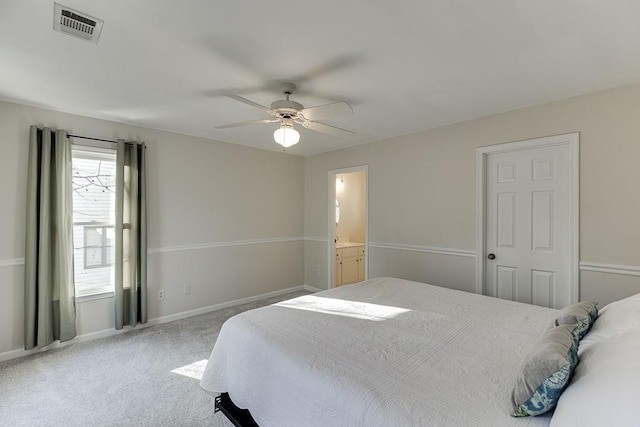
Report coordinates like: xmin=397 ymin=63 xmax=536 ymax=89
xmin=53 ymin=3 xmax=103 ymax=44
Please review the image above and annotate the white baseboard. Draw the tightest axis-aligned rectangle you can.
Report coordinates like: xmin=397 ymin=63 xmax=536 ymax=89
xmin=0 ymin=284 xmax=317 ymax=363
xmin=0 ymin=327 xmax=136 ymax=363
xmin=303 ymin=285 xmax=326 ymax=293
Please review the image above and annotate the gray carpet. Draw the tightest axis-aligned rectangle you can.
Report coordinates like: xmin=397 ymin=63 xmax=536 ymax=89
xmin=0 ymin=290 xmax=309 ymax=427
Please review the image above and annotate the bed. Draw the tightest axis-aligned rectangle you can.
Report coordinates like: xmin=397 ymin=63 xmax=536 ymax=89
xmin=200 ymin=277 xmax=640 ymax=426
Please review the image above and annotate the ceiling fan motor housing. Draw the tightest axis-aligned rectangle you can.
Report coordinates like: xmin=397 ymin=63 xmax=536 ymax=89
xmin=270 ymin=99 xmax=304 ymax=115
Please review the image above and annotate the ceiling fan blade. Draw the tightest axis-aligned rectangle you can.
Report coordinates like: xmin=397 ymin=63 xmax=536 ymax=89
xmin=225 ymin=94 xmax=273 ymax=113
xmin=294 ymin=54 xmax=363 ymax=83
xmin=302 ymin=121 xmax=356 ymax=140
xmin=215 ymin=119 xmax=279 ymax=129
xmin=300 ymin=102 xmax=354 ymax=121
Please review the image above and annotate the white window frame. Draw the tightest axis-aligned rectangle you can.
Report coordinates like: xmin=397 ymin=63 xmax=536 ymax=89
xmin=71 ymin=144 xmax=117 ymax=299
xmin=83 ymin=224 xmax=115 ymax=269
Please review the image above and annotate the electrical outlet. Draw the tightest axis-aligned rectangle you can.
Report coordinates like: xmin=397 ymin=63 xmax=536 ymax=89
xmin=184 ymin=285 xmax=191 ymax=296
xmin=158 ymin=290 xmax=165 ymax=300
xmin=315 ymin=269 xmax=321 ymax=277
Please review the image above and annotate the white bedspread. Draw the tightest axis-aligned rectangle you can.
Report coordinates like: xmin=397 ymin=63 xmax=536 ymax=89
xmin=201 ymin=277 xmax=558 ymax=426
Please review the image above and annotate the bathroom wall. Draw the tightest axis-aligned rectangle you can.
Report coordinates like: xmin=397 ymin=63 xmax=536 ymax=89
xmin=336 ymin=171 xmax=366 ymax=243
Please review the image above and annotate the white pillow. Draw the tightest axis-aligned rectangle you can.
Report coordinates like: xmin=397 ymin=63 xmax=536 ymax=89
xmin=578 ymin=292 xmax=640 ymax=353
xmin=551 ymin=293 xmax=640 ymax=427
xmin=550 ymin=329 xmax=640 ymax=427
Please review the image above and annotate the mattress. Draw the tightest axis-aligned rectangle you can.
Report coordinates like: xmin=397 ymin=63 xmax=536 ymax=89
xmin=201 ymin=277 xmax=559 ymax=426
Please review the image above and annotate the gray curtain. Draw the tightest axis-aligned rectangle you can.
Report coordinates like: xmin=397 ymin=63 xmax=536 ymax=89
xmin=114 ymin=139 xmax=147 ymax=329
xmin=24 ymin=126 xmax=76 ymax=350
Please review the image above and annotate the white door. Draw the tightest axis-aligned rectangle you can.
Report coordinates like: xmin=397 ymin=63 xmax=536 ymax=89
xmin=484 ymin=138 xmax=576 ymax=308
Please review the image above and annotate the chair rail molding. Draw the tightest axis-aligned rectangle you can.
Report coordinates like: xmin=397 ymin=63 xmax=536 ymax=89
xmin=304 ymin=236 xmax=328 ymax=243
xmin=147 ymin=236 xmax=304 ymax=254
xmin=579 ymin=262 xmax=640 ymax=277
xmin=368 ymin=242 xmax=476 ymax=258
xmin=0 ymin=258 xmax=25 ymax=268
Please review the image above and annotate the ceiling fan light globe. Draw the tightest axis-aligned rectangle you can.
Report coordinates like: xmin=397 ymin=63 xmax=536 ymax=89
xmin=273 ymin=126 xmax=300 ymax=148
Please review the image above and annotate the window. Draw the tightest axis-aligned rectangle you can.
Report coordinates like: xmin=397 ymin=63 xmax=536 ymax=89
xmin=72 ymin=146 xmax=117 ymax=297
xmin=83 ymin=225 xmax=114 ymax=268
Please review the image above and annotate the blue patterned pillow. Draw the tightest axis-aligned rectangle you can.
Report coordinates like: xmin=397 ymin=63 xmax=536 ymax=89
xmin=511 ymin=324 xmax=580 ymax=417
xmin=554 ymin=301 xmax=598 ymax=340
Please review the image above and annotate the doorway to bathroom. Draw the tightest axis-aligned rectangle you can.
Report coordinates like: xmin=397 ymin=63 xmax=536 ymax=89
xmin=328 ymin=166 xmax=368 ymax=288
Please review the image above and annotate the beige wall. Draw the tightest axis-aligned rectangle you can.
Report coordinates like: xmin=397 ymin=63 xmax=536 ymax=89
xmin=304 ymin=83 xmax=640 ymax=303
xmin=336 ymin=171 xmax=366 ymax=244
xmin=4 ymin=80 xmax=640 ymax=357
xmin=0 ymin=101 xmax=305 ymax=355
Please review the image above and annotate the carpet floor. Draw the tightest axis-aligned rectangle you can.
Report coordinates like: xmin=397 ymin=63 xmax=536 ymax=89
xmin=0 ymin=290 xmax=309 ymax=426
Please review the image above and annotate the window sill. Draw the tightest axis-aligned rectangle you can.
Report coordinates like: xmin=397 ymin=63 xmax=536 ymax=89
xmin=76 ymin=290 xmax=114 ymax=303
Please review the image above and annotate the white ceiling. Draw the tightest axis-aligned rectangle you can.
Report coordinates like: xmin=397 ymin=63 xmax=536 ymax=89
xmin=2 ymin=1 xmax=640 ymax=156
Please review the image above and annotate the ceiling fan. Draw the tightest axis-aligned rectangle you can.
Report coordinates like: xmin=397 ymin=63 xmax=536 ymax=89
xmin=215 ymin=82 xmax=355 ymax=148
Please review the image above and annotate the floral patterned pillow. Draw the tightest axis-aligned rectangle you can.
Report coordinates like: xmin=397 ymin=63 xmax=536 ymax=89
xmin=511 ymin=323 xmax=580 ymax=417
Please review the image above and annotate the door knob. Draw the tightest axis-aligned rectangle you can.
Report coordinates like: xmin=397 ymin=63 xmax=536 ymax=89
xmin=487 ymin=253 xmax=496 ymax=260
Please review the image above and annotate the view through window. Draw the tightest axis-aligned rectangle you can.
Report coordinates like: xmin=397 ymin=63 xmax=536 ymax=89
xmin=72 ymin=147 xmax=116 ymax=296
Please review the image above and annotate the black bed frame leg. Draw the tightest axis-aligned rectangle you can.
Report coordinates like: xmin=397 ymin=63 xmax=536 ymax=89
xmin=214 ymin=393 xmax=259 ymax=427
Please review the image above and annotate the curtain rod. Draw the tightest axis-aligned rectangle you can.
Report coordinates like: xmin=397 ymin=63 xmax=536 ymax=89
xmin=68 ymin=134 xmax=143 ymax=146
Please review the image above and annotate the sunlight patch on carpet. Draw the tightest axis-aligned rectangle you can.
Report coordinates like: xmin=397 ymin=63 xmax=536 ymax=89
xmin=171 ymin=359 xmax=208 ymax=380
